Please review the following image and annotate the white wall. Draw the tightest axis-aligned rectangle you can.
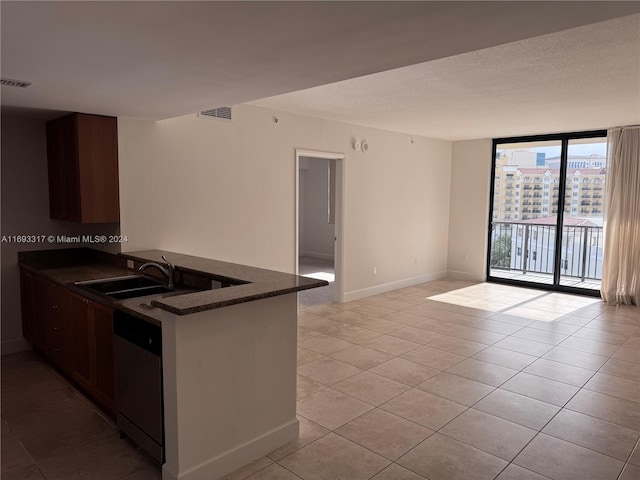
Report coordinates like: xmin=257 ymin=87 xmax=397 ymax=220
xmin=161 ymin=293 xmax=298 ymax=480
xmin=299 ymin=157 xmax=334 ymax=260
xmin=1 ymin=114 xmax=119 ymax=353
xmin=118 ymin=104 xmax=452 ymax=298
xmin=447 ymin=139 xmax=493 ymax=280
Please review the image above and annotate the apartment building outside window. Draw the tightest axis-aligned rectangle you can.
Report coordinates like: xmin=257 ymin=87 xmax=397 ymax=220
xmin=487 ymin=131 xmax=607 ymax=294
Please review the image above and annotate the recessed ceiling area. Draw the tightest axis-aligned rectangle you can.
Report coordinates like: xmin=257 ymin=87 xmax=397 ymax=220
xmin=1 ymin=1 xmax=638 ymax=131
xmin=252 ymin=14 xmax=640 ymax=141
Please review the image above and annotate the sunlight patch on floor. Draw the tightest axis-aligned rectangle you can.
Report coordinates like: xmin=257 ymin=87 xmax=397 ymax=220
xmin=427 ymin=283 xmax=546 ymax=312
xmin=302 ymin=271 xmax=335 ymax=282
xmin=428 ymin=283 xmax=601 ymax=321
xmin=504 ymin=293 xmax=601 ymax=322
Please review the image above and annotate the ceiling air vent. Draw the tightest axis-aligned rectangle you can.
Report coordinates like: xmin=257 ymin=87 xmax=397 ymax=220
xmin=199 ymin=106 xmax=233 ymax=122
xmin=1 ymin=78 xmax=32 ymax=88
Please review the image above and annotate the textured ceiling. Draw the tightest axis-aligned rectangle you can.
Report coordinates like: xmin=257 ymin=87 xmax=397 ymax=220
xmin=1 ymin=1 xmax=638 ymax=127
xmin=252 ymin=14 xmax=640 ymax=141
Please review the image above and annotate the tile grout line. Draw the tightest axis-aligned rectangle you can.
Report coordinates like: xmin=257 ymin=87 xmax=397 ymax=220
xmin=616 ymin=438 xmax=640 ymax=480
xmin=293 ymin=282 xmax=635 ymax=479
xmin=494 ymin=357 xmax=628 ymax=478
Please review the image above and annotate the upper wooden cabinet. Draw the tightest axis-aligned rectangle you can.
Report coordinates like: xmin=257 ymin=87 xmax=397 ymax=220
xmin=46 ymin=113 xmax=120 ymax=223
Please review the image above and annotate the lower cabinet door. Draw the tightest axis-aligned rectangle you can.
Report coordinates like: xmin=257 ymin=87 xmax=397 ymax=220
xmin=71 ymin=292 xmax=93 ymax=391
xmin=92 ymin=302 xmax=115 ymax=411
xmin=32 ymin=276 xmax=49 ymax=352
xmin=47 ymin=285 xmax=73 ymax=374
xmin=19 ymin=269 xmax=36 ymax=343
xmin=20 ymin=274 xmax=117 ymax=417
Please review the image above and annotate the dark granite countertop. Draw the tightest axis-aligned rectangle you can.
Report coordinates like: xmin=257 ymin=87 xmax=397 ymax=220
xmin=19 ymin=248 xmax=328 ymax=320
xmin=119 ymin=250 xmax=327 ymax=315
xmin=20 ymin=262 xmax=133 ymax=285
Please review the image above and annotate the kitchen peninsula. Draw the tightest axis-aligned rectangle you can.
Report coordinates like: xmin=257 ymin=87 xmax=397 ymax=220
xmin=19 ymin=248 xmax=328 ymax=480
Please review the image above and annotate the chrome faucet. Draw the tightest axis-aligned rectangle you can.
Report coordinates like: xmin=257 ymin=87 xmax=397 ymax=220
xmin=139 ymin=255 xmax=175 ymax=288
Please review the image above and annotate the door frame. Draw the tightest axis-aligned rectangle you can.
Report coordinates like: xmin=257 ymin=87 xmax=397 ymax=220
xmin=486 ymin=129 xmax=607 ymax=297
xmin=295 ymin=149 xmax=346 ymax=303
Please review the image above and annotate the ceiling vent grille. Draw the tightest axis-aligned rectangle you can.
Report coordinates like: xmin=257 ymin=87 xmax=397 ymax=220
xmin=1 ymin=78 xmax=32 ymax=88
xmin=199 ymin=106 xmax=232 ymax=121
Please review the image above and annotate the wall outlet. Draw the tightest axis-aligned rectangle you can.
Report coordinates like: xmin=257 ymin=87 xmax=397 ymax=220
xmin=462 ymin=253 xmax=468 ymax=262
xmin=414 ymin=257 xmax=418 ymax=265
xmin=373 ymin=266 xmax=377 ymax=275
xmin=127 ymin=260 xmax=134 ymax=269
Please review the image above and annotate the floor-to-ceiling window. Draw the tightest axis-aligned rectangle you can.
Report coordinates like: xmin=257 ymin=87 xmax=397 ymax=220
xmin=487 ymin=130 xmax=607 ymax=296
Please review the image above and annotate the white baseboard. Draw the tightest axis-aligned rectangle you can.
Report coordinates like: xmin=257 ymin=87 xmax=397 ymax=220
xmin=162 ymin=418 xmax=299 ymax=480
xmin=447 ymin=270 xmax=486 ymax=282
xmin=343 ymin=271 xmax=448 ymax=302
xmin=1 ymin=337 xmax=30 ymax=355
xmin=299 ymin=251 xmax=334 ymax=261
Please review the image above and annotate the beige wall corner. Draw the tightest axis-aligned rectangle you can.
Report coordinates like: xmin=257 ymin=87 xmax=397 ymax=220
xmin=447 ymin=139 xmax=492 ymax=281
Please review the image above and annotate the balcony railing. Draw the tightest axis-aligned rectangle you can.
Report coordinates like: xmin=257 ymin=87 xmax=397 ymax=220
xmin=489 ymin=221 xmax=604 ymax=282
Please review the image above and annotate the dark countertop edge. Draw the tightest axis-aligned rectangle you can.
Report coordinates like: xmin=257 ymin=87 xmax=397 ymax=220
xmin=116 ymin=303 xmax=162 ymax=327
xmin=151 ymin=282 xmax=324 ymax=315
xmin=19 ymin=249 xmax=328 ymax=318
xmin=119 ymin=249 xmax=328 ymax=316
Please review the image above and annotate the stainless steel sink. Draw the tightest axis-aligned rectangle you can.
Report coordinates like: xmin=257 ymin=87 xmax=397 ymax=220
xmin=75 ymin=275 xmax=173 ymax=300
xmin=106 ymin=285 xmax=174 ymax=300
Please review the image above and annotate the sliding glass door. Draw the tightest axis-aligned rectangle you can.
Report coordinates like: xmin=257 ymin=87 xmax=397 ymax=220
xmin=558 ymin=137 xmax=608 ymax=289
xmin=487 ymin=131 xmax=607 ymax=295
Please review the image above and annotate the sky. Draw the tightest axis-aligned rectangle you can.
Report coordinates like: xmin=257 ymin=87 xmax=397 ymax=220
xmin=531 ymin=142 xmax=607 ymax=157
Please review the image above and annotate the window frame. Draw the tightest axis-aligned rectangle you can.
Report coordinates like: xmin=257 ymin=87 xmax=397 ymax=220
xmin=486 ymin=129 xmax=606 ymax=297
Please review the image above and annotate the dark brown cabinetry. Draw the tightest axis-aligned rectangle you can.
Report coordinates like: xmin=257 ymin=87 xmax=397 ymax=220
xmin=42 ymin=281 xmax=73 ymax=372
xmin=70 ymin=292 xmax=116 ymax=413
xmin=19 ymin=269 xmax=116 ymax=416
xmin=32 ymin=276 xmax=49 ymax=351
xmin=46 ymin=113 xmax=120 ymax=224
xmin=23 ymin=274 xmax=74 ymax=367
xmin=71 ymin=293 xmax=92 ymax=390
xmin=19 ymin=267 xmax=36 ymax=344
xmin=93 ymin=302 xmax=116 ymax=407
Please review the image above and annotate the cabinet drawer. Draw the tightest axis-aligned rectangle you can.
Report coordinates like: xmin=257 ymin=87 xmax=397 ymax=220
xmin=20 ymin=271 xmax=116 ymax=417
xmin=49 ymin=344 xmax=73 ymax=373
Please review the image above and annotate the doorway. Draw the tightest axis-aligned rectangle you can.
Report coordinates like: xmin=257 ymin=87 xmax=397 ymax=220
xmin=487 ymin=130 xmax=607 ymax=296
xmin=295 ymin=149 xmax=345 ymax=306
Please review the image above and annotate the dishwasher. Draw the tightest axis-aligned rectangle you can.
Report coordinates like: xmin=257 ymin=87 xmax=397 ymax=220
xmin=113 ymin=310 xmax=164 ymax=463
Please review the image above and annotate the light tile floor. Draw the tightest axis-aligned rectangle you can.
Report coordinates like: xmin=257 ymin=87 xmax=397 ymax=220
xmin=2 ymin=279 xmax=639 ymax=480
